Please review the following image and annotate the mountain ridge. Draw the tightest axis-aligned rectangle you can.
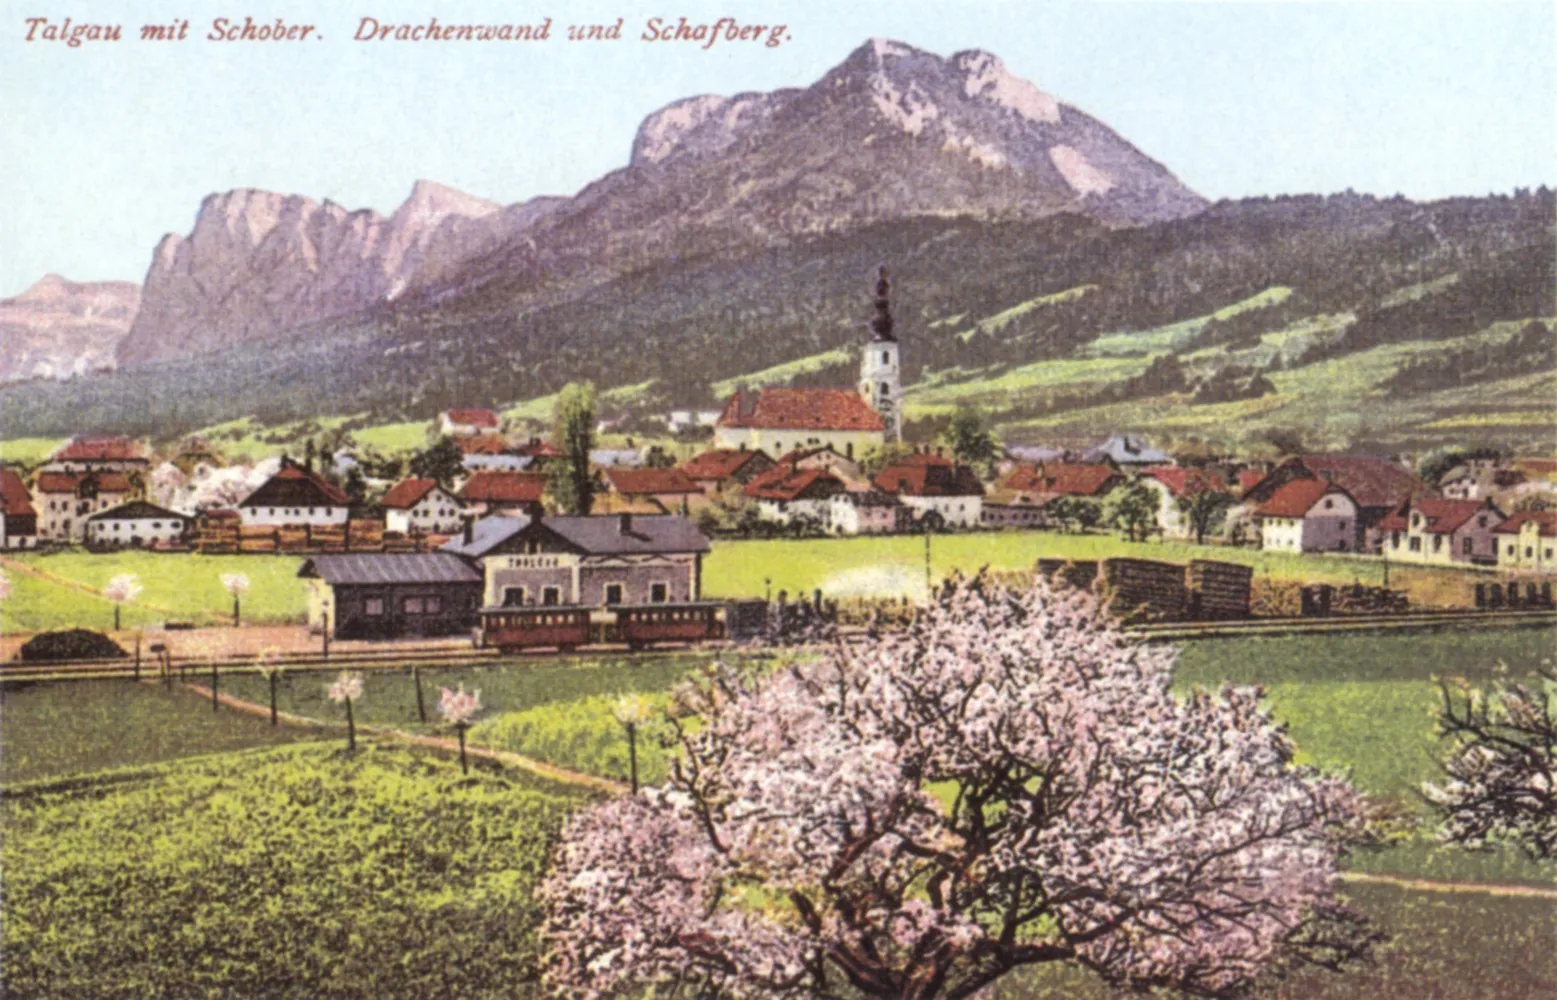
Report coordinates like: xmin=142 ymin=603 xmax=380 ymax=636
xmin=115 ymin=38 xmax=1206 ymax=367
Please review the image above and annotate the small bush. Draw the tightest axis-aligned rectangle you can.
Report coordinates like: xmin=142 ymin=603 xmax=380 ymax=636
xmin=16 ymin=629 xmax=127 ymax=662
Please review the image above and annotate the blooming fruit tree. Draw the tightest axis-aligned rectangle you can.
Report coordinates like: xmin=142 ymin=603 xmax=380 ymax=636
xmin=439 ymin=684 xmax=482 ymax=775
xmin=1426 ymin=662 xmax=1556 ymax=861
xmin=540 ymin=575 xmax=1374 ymax=1000
xmin=220 ymin=572 xmax=249 ymax=627
xmin=328 ymin=671 xmax=365 ymax=752
xmin=104 ymin=573 xmax=142 ymax=632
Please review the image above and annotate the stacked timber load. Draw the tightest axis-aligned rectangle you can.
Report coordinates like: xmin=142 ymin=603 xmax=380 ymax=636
xmin=1098 ymin=558 xmax=1187 ymax=622
xmin=239 ymin=526 xmax=282 ymax=553
xmin=1186 ymin=560 xmax=1253 ymax=620
xmin=1035 ymin=559 xmax=1100 ymax=592
xmin=347 ymin=520 xmax=385 ymax=551
xmin=195 ymin=512 xmax=241 ymax=554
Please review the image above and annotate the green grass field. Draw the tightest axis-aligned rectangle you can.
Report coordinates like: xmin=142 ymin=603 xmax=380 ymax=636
xmin=701 ymin=531 xmax=1400 ymax=602
xmin=2 ymin=551 xmax=306 ymax=633
xmin=0 ymin=437 xmax=68 ymax=469
xmin=0 ymin=679 xmax=323 ymax=785
xmin=4 ymin=531 xmax=1430 ymax=635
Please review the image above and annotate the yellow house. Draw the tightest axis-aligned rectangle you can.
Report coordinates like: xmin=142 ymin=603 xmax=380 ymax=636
xmin=1493 ymin=510 xmax=1557 ymax=574
xmin=1380 ymin=497 xmax=1504 ymax=566
xmin=712 ymin=387 xmax=886 ymax=460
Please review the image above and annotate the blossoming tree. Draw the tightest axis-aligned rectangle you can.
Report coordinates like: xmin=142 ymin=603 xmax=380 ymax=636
xmin=540 ymin=575 xmax=1374 ymax=1000
xmin=220 ymin=572 xmax=249 ymax=627
xmin=328 ymin=671 xmax=364 ymax=752
xmin=104 ymin=573 xmax=142 ymax=632
xmin=1426 ymin=663 xmax=1556 ymax=860
xmin=439 ymin=684 xmax=482 ymax=775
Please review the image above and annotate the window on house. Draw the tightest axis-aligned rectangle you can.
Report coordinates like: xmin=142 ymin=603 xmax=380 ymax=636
xmin=1462 ymin=538 xmax=1473 ymax=555
xmin=365 ymin=597 xmax=384 ymax=616
xmin=1409 ymin=537 xmax=1421 ymax=552
xmin=1545 ymin=548 xmax=1553 ymax=560
xmin=403 ymin=597 xmax=425 ymax=614
xmin=650 ymin=583 xmax=669 ymax=603
xmin=1432 ymin=536 xmax=1442 ymax=553
xmin=604 ymin=583 xmax=623 ymax=605
xmin=1323 ymin=499 xmax=1333 ymax=510
xmin=1509 ymin=545 xmax=1517 ymax=556
xmin=425 ymin=596 xmax=442 ymax=614
xmin=503 ymin=587 xmax=527 ymax=607
xmin=1527 ymin=547 xmax=1535 ymax=559
xmin=881 ymin=351 xmax=889 ymax=364
xmin=543 ymin=586 xmax=561 ymax=606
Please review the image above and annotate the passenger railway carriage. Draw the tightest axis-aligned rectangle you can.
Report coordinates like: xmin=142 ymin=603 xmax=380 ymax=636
xmin=475 ymin=601 xmax=727 ymax=652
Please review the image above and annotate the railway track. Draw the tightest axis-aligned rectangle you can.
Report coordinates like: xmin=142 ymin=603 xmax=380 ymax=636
xmin=4 ymin=608 xmax=1551 ymax=683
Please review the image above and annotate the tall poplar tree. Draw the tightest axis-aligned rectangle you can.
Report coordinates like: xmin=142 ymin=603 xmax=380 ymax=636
xmin=549 ymin=381 xmax=598 ymax=515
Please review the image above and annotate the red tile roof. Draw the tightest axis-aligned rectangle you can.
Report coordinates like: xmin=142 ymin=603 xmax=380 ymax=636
xmin=381 ymin=478 xmax=441 ymax=509
xmin=1292 ymin=455 xmax=1424 ymax=509
xmin=515 ymin=439 xmax=564 ymax=459
xmin=455 ymin=434 xmax=513 ymax=456
xmin=35 ymin=471 xmax=133 ymax=495
xmin=2 ymin=468 xmax=35 ymax=517
xmin=718 ymin=388 xmax=885 ymax=432
xmin=52 ymin=436 xmax=146 ymax=462
xmin=875 ymin=457 xmax=984 ymax=498
xmin=1514 ymin=458 xmax=1557 ymax=480
xmin=1235 ymin=469 xmax=1265 ymax=495
xmin=744 ymin=466 xmax=846 ymax=503
xmin=457 ymin=471 xmax=548 ymax=504
xmin=444 ymin=409 xmax=500 ymax=428
xmin=1002 ymin=463 xmax=1120 ymax=498
xmin=1143 ymin=466 xmax=1227 ymax=497
xmin=680 ymin=449 xmax=769 ymax=482
xmin=1254 ymin=479 xmax=1353 ymax=519
xmin=1494 ymin=510 xmax=1557 ymax=537
xmin=606 ymin=467 xmax=702 ymax=496
xmin=1378 ymin=498 xmax=1501 ymax=535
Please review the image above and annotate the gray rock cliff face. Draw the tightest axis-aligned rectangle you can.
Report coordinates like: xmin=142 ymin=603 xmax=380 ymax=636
xmin=119 ymin=39 xmax=1203 ymax=366
xmin=1 ymin=274 xmax=140 ymax=381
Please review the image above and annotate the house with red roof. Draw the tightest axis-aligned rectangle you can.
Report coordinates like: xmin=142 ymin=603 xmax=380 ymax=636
xmin=1380 ymin=497 xmax=1504 ymax=566
xmin=42 ymin=436 xmax=149 ymax=475
xmin=381 ymin=478 xmax=466 ymax=535
xmin=456 ymin=471 xmax=548 ymax=519
xmin=713 ymin=387 xmax=886 ymax=460
xmin=744 ymin=464 xmax=849 ymax=527
xmin=237 ymin=459 xmax=352 ymax=528
xmin=439 ymin=408 xmax=501 ymax=438
xmin=1 ymin=467 xmax=38 ymax=549
xmin=874 ymin=453 xmax=985 ymax=530
xmin=983 ymin=462 xmax=1122 ymax=529
xmin=34 ymin=470 xmax=135 ymax=543
xmin=679 ymin=448 xmax=776 ymax=493
xmin=1242 ymin=455 xmax=1426 ymax=552
xmin=1494 ymin=510 xmax=1557 ymax=574
xmin=1139 ymin=467 xmax=1229 ymax=540
xmin=1253 ymin=479 xmax=1359 ymax=553
xmin=601 ymin=467 xmax=705 ymax=516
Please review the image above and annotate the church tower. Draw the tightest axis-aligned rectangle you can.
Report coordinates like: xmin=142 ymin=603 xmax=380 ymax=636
xmin=860 ymin=265 xmax=903 ymax=442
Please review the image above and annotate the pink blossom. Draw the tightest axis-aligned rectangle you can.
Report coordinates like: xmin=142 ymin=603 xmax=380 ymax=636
xmin=220 ymin=573 xmax=250 ymax=597
xmin=539 ymin=574 xmax=1373 ymax=1000
xmin=104 ymin=574 xmax=142 ymax=605
xmin=438 ymin=684 xmax=482 ymax=726
xmin=327 ymin=671 xmax=363 ymax=704
xmin=0 ymin=568 xmax=12 ymax=603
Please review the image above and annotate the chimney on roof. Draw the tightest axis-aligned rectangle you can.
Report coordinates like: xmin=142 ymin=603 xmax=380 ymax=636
xmin=462 ymin=516 xmax=475 ymax=545
xmin=619 ymin=512 xmax=632 ymax=534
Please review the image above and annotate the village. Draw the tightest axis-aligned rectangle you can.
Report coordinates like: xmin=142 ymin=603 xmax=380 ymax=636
xmin=2 ymin=269 xmax=1554 ymax=655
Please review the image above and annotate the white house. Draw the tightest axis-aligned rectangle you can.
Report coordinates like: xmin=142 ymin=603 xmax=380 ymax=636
xmin=34 ymin=470 xmax=134 ymax=543
xmin=237 ymin=459 xmax=351 ymax=527
xmin=381 ymin=478 xmax=466 ymax=535
xmin=873 ymin=455 xmax=984 ymax=530
xmin=1253 ymin=479 xmax=1359 ymax=553
xmin=743 ymin=466 xmax=848 ymax=526
xmin=826 ymin=489 xmax=904 ymax=535
xmin=86 ymin=501 xmax=193 ymax=548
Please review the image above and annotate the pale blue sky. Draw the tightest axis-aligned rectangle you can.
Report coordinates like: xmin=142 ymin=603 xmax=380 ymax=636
xmin=2 ymin=0 xmax=1552 ymax=295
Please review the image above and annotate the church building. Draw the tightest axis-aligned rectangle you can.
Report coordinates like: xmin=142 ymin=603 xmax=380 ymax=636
xmin=713 ymin=266 xmax=904 ymax=458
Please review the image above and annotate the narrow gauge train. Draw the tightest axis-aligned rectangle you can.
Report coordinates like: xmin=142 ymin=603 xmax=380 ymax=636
xmin=476 ymin=601 xmax=727 ymax=653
